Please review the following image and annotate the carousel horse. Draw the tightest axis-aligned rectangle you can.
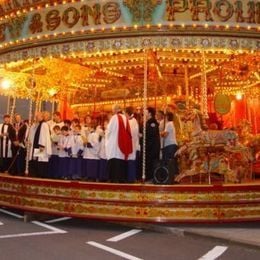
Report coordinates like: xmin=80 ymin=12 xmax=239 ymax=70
xmin=175 ymin=109 xmax=250 ymax=183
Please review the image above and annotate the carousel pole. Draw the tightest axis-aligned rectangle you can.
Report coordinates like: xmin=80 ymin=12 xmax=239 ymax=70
xmin=201 ymin=51 xmax=208 ymax=119
xmin=51 ymin=99 xmax=55 ymax=117
xmin=9 ymin=96 xmax=16 ymax=123
xmin=25 ymin=59 xmax=36 ymax=176
xmin=142 ymin=49 xmax=148 ymax=183
xmin=184 ymin=65 xmax=189 ymax=108
xmin=6 ymin=95 xmax=10 ymax=114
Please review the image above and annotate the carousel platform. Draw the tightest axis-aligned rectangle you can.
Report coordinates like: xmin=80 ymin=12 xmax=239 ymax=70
xmin=0 ymin=174 xmax=259 ymax=223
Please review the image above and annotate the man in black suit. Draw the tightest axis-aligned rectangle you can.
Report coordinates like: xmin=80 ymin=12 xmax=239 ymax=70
xmin=144 ymin=107 xmax=160 ymax=182
xmin=9 ymin=114 xmax=28 ymax=176
xmin=0 ymin=115 xmax=14 ymax=173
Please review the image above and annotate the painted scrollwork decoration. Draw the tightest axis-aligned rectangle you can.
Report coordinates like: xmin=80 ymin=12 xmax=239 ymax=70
xmin=123 ymin=0 xmax=162 ymax=24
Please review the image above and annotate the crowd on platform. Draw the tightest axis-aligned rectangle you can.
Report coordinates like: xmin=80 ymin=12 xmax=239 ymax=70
xmin=0 ymin=104 xmax=179 ymax=183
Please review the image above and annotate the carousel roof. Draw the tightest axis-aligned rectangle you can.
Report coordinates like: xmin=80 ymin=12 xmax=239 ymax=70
xmin=0 ymin=48 xmax=259 ymax=108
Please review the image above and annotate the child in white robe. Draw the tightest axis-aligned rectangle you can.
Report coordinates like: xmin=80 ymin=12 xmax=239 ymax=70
xmin=49 ymin=125 xmax=61 ymax=178
xmin=69 ymin=124 xmax=84 ymax=180
xmin=82 ymin=126 xmax=101 ymax=181
xmin=57 ymin=126 xmax=71 ymax=179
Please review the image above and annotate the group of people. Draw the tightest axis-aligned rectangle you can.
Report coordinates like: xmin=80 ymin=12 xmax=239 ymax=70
xmin=0 ymin=104 xmax=179 ymax=183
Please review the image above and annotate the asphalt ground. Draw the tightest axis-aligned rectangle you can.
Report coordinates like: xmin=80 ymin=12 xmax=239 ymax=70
xmin=0 ymin=208 xmax=260 ymax=260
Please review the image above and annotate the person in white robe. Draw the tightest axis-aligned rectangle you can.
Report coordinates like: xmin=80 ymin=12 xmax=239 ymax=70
xmin=57 ymin=125 xmax=71 ymax=179
xmin=28 ymin=112 xmax=52 ymax=178
xmin=82 ymin=126 xmax=100 ymax=181
xmin=0 ymin=115 xmax=14 ymax=173
xmin=68 ymin=124 xmax=84 ymax=180
xmin=48 ymin=125 xmax=61 ymax=178
xmin=125 ymin=106 xmax=139 ymax=183
xmin=105 ymin=104 xmax=132 ymax=183
xmin=98 ymin=122 xmax=108 ymax=182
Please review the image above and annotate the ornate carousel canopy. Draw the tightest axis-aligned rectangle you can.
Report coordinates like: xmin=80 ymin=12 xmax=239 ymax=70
xmin=0 ymin=0 xmax=258 ymax=115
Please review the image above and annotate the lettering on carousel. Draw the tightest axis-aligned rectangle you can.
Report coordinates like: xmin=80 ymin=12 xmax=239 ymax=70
xmin=0 ymin=2 xmax=121 ymax=42
xmin=29 ymin=3 xmax=121 ymax=33
xmin=167 ymin=0 xmax=259 ymax=23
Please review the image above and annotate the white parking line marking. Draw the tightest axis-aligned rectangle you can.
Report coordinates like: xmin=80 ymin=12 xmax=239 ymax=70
xmin=198 ymin=246 xmax=228 ymax=260
xmin=0 ymin=209 xmax=67 ymax=239
xmin=107 ymin=229 xmax=142 ymax=242
xmin=0 ymin=221 xmax=3 ymax=225
xmin=32 ymin=221 xmax=67 ymax=233
xmin=0 ymin=209 xmax=23 ymax=219
xmin=87 ymin=241 xmax=143 ymax=260
xmin=45 ymin=217 xmax=71 ymax=224
xmin=0 ymin=221 xmax=67 ymax=239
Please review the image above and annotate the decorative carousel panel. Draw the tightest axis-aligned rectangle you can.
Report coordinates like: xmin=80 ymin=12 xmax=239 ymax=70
xmin=0 ymin=176 xmax=260 ymax=222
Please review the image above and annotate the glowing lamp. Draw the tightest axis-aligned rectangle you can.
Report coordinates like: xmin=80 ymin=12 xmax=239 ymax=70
xmin=1 ymin=79 xmax=11 ymax=89
xmin=236 ymin=93 xmax=243 ymax=100
xmin=48 ymin=88 xmax=57 ymax=97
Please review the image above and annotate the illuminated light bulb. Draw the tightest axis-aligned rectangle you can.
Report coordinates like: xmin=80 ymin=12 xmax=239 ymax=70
xmin=134 ymin=24 xmax=138 ymax=29
xmin=236 ymin=92 xmax=243 ymax=100
xmin=1 ymin=79 xmax=11 ymax=89
xmin=48 ymin=88 xmax=57 ymax=97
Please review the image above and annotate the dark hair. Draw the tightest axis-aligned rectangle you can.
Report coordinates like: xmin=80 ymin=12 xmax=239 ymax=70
xmin=53 ymin=111 xmax=61 ymax=117
xmin=125 ymin=106 xmax=134 ymax=116
xmin=64 ymin=119 xmax=71 ymax=126
xmin=72 ymin=118 xmax=80 ymax=124
xmin=147 ymin=107 xmax=156 ymax=118
xmin=166 ymin=112 xmax=174 ymax=121
xmin=157 ymin=110 xmax=164 ymax=116
xmin=61 ymin=126 xmax=69 ymax=132
xmin=53 ymin=125 xmax=61 ymax=131
xmin=3 ymin=114 xmax=10 ymax=119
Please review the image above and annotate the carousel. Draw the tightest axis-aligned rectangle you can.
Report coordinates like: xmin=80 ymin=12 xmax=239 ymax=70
xmin=0 ymin=0 xmax=259 ymax=222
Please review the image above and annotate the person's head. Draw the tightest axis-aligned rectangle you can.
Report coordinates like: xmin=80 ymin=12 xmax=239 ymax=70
xmin=61 ymin=125 xmax=69 ymax=136
xmin=85 ymin=115 xmax=92 ymax=126
xmin=112 ymin=104 xmax=122 ymax=114
xmin=156 ymin=110 xmax=164 ymax=121
xmin=125 ymin=106 xmax=134 ymax=117
xmin=166 ymin=112 xmax=174 ymax=122
xmin=95 ymin=125 xmax=104 ymax=136
xmin=146 ymin=107 xmax=156 ymax=119
xmin=53 ymin=111 xmax=62 ymax=122
xmin=53 ymin=125 xmax=61 ymax=134
xmin=64 ymin=119 xmax=71 ymax=127
xmin=3 ymin=114 xmax=11 ymax=124
xmin=74 ymin=124 xmax=81 ymax=134
xmin=71 ymin=118 xmax=80 ymax=127
xmin=35 ymin=112 xmax=44 ymax=122
xmin=104 ymin=120 xmax=109 ymax=129
xmin=42 ymin=111 xmax=50 ymax=122
xmin=14 ymin=114 xmax=22 ymax=123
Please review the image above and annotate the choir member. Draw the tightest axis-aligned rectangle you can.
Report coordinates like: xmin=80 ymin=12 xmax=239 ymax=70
xmin=28 ymin=112 xmax=52 ymax=178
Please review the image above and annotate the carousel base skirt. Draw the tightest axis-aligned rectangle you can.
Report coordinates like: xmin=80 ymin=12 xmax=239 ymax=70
xmin=0 ymin=174 xmax=259 ymax=223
